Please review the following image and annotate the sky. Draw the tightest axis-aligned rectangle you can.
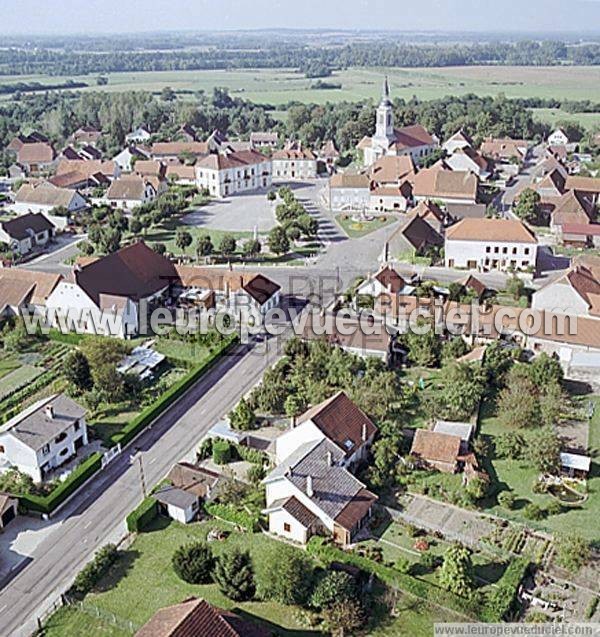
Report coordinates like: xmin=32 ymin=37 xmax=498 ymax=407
xmin=2 ymin=0 xmax=600 ymax=35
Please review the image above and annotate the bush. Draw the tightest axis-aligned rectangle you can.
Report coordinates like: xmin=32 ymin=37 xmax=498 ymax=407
xmin=546 ymin=499 xmax=563 ymax=516
xmin=523 ymin=503 xmax=545 ymax=521
xmin=126 ymin=496 xmax=158 ymax=533
xmin=394 ymin=557 xmax=412 ymax=574
xmin=212 ymin=439 xmax=232 ymax=465
xmin=480 ymin=558 xmax=530 ymax=622
xmin=497 ymin=491 xmax=516 ymax=510
xmin=172 ymin=542 xmax=214 ymax=584
xmin=585 ymin=597 xmax=598 ymax=620
xmin=309 ymin=570 xmax=357 ymax=610
xmin=70 ymin=544 xmax=118 ymax=597
xmin=256 ymin=543 xmax=313 ymax=605
xmin=214 ymin=548 xmax=256 ymax=601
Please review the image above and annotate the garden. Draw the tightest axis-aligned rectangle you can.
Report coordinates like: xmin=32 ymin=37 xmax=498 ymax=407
xmin=335 ymin=212 xmax=396 ymax=239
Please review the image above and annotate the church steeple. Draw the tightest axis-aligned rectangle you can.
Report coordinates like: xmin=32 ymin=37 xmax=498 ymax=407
xmin=375 ymin=75 xmax=394 ymax=142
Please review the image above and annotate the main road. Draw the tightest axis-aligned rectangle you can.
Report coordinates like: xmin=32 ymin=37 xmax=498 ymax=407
xmin=0 ymin=336 xmax=286 ymax=637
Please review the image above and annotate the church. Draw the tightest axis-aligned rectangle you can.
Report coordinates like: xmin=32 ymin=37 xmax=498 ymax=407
xmin=357 ymin=78 xmax=439 ymax=167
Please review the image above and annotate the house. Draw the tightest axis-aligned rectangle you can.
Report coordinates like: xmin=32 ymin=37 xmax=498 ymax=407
xmin=445 ymin=147 xmax=492 ymax=180
xmin=167 ymin=462 xmax=224 ymax=500
xmin=0 ymin=213 xmax=55 ymax=256
xmin=126 ymin=126 xmax=152 ymax=144
xmin=370 ymin=155 xmax=416 ymax=187
xmin=177 ymin=123 xmax=197 ymax=142
xmin=480 ymin=137 xmax=528 ymax=163
xmin=69 ymin=126 xmax=102 ymax=147
xmin=136 ymin=598 xmax=271 ymax=637
xmin=564 ymin=176 xmax=600 ymax=205
xmin=105 ymin=174 xmax=162 ymax=209
xmin=547 ymin=128 xmax=570 ymax=147
xmin=134 ymin=160 xmax=167 ymax=179
xmin=559 ymin=223 xmax=600 ymax=248
xmin=411 ymin=199 xmax=447 ymax=233
xmin=0 ymin=267 xmax=62 ymax=319
xmin=78 ymin=145 xmax=102 ymax=161
xmin=7 ymin=132 xmax=48 ymax=154
xmin=382 ymin=212 xmax=443 ymax=261
xmin=300 ymin=311 xmax=394 ymax=362
xmin=165 ymin=164 xmax=196 ymax=185
xmin=532 ymin=266 xmax=600 ymax=319
xmin=45 ymin=241 xmax=179 ymax=338
xmin=275 ymin=391 xmax=378 ymax=466
xmin=264 ymin=438 xmax=378 ymax=546
xmin=356 ymin=265 xmax=411 ymax=298
xmin=13 ymin=141 xmax=56 ymax=175
xmin=195 ymin=150 xmax=272 ymax=197
xmin=0 ymin=493 xmax=18 ymax=530
xmin=319 ymin=140 xmax=340 ymax=170
xmin=410 ymin=429 xmax=462 ymax=473
xmin=328 ymin=172 xmax=370 ymax=210
xmin=154 ymin=485 xmax=200 ymax=524
xmin=550 ymin=190 xmax=595 ymax=231
xmin=443 ymin=130 xmax=475 ymax=155
xmin=357 ymin=78 xmax=438 ymax=166
xmin=445 ymin=218 xmax=538 ymax=272
xmin=250 ymin=131 xmax=278 ymax=149
xmin=113 ymin=145 xmax=151 ymax=172
xmin=412 ymin=166 xmax=479 ymax=205
xmin=150 ymin=141 xmax=209 ymax=164
xmin=272 ymin=146 xmax=317 ymax=180
xmin=13 ymin=182 xmax=86 ymax=226
xmin=0 ymin=394 xmax=88 ymax=482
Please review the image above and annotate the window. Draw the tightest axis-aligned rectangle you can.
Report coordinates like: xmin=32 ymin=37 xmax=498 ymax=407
xmin=524 ymin=248 xmax=530 ymax=255
xmin=283 ymin=523 xmax=291 ymax=533
xmin=74 ymin=421 xmax=81 ymax=431
xmin=494 ymin=247 xmax=499 ymax=254
xmin=502 ymin=247 xmax=508 ymax=254
xmin=485 ymin=246 xmax=491 ymax=253
xmin=42 ymin=444 xmax=50 ymax=455
xmin=0 ymin=445 xmax=4 ymax=453
xmin=512 ymin=247 xmax=517 ymax=255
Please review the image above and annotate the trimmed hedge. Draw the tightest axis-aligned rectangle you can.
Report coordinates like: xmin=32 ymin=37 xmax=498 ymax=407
xmin=110 ymin=335 xmax=238 ymax=447
xmin=126 ymin=496 xmax=158 ymax=533
xmin=204 ymin=502 xmax=259 ymax=532
xmin=212 ymin=440 xmax=232 ymax=464
xmin=479 ymin=557 xmax=530 ymax=622
xmin=306 ymin=537 xmax=480 ymax=619
xmin=20 ymin=452 xmax=103 ymax=514
xmin=69 ymin=544 xmax=118 ymax=597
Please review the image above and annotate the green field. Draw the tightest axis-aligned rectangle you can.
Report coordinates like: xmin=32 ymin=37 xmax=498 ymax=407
xmin=4 ymin=65 xmax=600 ymax=106
xmin=532 ymin=108 xmax=600 ymax=131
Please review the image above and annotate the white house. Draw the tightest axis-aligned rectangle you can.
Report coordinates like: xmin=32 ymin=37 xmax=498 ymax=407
xmin=0 ymin=267 xmax=62 ymax=320
xmin=443 ymin=130 xmax=475 ymax=155
xmin=0 ymin=394 xmax=88 ymax=483
xmin=275 ymin=391 xmax=377 ymax=467
xmin=195 ymin=150 xmax=272 ymax=198
xmin=357 ymin=78 xmax=438 ymax=167
xmin=272 ymin=146 xmax=317 ymax=181
xmin=356 ymin=265 xmax=411 ymax=298
xmin=548 ymin=128 xmax=570 ymax=147
xmin=445 ymin=218 xmax=538 ymax=272
xmin=532 ymin=266 xmax=600 ymax=319
xmin=264 ymin=437 xmax=377 ymax=546
xmin=445 ymin=147 xmax=491 ymax=181
xmin=126 ymin=126 xmax=152 ymax=144
xmin=13 ymin=182 xmax=86 ymax=225
xmin=104 ymin=175 xmax=162 ymax=210
xmin=113 ymin=145 xmax=151 ymax=172
xmin=154 ymin=485 xmax=200 ymax=524
xmin=328 ymin=173 xmax=370 ymax=210
xmin=0 ymin=213 xmax=55 ymax=256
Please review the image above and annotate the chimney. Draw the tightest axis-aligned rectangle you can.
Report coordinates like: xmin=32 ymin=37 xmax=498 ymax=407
xmin=45 ymin=405 xmax=54 ymax=419
xmin=326 ymin=450 xmax=333 ymax=467
xmin=306 ymin=475 xmax=313 ymax=498
xmin=290 ymin=415 xmax=297 ymax=429
xmin=361 ymin=423 xmax=368 ymax=442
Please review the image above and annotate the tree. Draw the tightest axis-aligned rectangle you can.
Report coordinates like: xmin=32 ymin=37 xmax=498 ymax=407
xmin=267 ymin=190 xmax=276 ymax=201
xmin=438 ymin=545 xmax=474 ymax=597
xmin=497 ymin=366 xmax=541 ymax=429
xmin=284 ymin=394 xmax=306 ymax=419
xmin=220 ymin=234 xmax=237 ymax=257
xmin=78 ymin=241 xmax=94 ymax=256
xmin=554 ymin=533 xmax=591 ymax=573
xmin=172 ymin=542 xmax=214 ymax=584
xmin=483 ymin=341 xmax=515 ymax=387
xmin=529 ymin=353 xmax=563 ymax=388
xmin=310 ymin=570 xmax=358 ymax=610
xmin=255 ymin=544 xmax=312 ymax=605
xmin=497 ymin=491 xmax=516 ymax=509
xmin=494 ymin=431 xmax=525 ymax=459
xmin=175 ymin=229 xmax=192 ymax=254
xmin=195 ymin=234 xmax=213 ymax=259
xmin=213 ymin=548 xmax=255 ymax=601
xmin=322 ymin=598 xmax=364 ymax=634
xmin=405 ymin=322 xmax=440 ymax=367
xmin=242 ymin=238 xmax=261 ymax=258
xmin=152 ymin=242 xmax=166 ymax=255
xmin=514 ymin=188 xmax=541 ymax=224
xmin=229 ymin=397 xmax=256 ymax=430
xmin=465 ymin=475 xmax=489 ymax=502
xmin=369 ymin=434 xmax=403 ymax=488
xmin=441 ymin=336 xmax=469 ymax=365
xmin=526 ymin=427 xmax=561 ymax=473
xmin=64 ymin=350 xmax=93 ymax=393
xmin=268 ymin=226 xmax=290 ymax=255
xmin=80 ymin=337 xmax=128 ymax=402
xmin=539 ymin=382 xmax=565 ymax=427
xmin=506 ymin=275 xmax=525 ymax=301
xmin=523 ymin=503 xmax=545 ymax=521
xmin=439 ymin=362 xmax=486 ymax=420
xmin=128 ymin=218 xmax=142 ymax=235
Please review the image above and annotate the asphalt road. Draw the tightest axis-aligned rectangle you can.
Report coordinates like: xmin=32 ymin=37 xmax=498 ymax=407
xmin=0 ymin=336 xmax=286 ymax=637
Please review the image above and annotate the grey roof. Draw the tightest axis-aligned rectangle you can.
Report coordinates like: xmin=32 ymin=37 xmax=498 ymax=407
xmin=433 ymin=420 xmax=474 ymax=442
xmin=154 ymin=485 xmax=199 ymax=509
xmin=1 ymin=394 xmax=86 ymax=451
xmin=1 ymin=213 xmax=54 ymax=241
xmin=266 ymin=439 xmax=364 ymax=521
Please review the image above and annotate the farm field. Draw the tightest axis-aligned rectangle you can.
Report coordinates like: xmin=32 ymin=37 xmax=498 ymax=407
xmin=3 ymin=65 xmax=600 ymax=106
xmin=532 ymin=107 xmax=600 ymax=131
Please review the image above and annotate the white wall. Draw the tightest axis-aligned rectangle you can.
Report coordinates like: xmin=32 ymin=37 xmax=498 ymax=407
xmin=532 ymin=284 xmax=588 ymax=316
xmin=268 ymin=508 xmax=308 ymax=543
xmin=330 ymin=187 xmax=370 ymax=211
xmin=275 ymin=421 xmax=324 ymax=464
xmin=272 ymin=159 xmax=317 ymax=180
xmin=445 ymin=238 xmax=537 ymax=271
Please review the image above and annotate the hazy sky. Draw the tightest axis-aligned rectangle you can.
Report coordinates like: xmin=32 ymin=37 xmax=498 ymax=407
xmin=3 ymin=0 xmax=600 ymax=35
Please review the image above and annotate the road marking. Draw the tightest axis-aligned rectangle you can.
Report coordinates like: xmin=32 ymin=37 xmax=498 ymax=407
xmin=83 ymin=521 xmax=92 ymax=529
xmin=0 ymin=604 xmax=6 ymax=613
xmin=149 ymin=458 xmax=157 ymax=465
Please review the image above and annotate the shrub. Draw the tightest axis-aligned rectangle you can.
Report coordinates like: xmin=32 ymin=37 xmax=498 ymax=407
xmin=546 ymin=499 xmax=563 ymax=516
xmin=523 ymin=503 xmax=545 ymax=521
xmin=70 ymin=544 xmax=118 ymax=597
xmin=212 ymin=439 xmax=232 ymax=465
xmin=246 ymin=464 xmax=266 ymax=484
xmin=309 ymin=571 xmax=357 ymax=610
xmin=255 ymin=543 xmax=313 ymax=605
xmin=204 ymin=502 xmax=258 ymax=531
xmin=394 ymin=557 xmax=411 ymax=574
xmin=172 ymin=542 xmax=214 ymax=584
xmin=420 ymin=551 xmax=440 ymax=570
xmin=497 ymin=491 xmax=516 ymax=510
xmin=585 ymin=597 xmax=598 ymax=620
xmin=480 ymin=558 xmax=530 ymax=622
xmin=214 ymin=548 xmax=256 ymax=601
xmin=126 ymin=496 xmax=158 ymax=533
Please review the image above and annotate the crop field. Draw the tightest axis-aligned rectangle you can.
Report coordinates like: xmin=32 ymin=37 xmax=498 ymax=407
xmin=2 ymin=65 xmax=600 ymax=106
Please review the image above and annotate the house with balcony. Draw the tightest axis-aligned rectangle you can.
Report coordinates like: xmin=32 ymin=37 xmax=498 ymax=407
xmin=0 ymin=394 xmax=88 ymax=482
xmin=195 ymin=150 xmax=272 ymax=197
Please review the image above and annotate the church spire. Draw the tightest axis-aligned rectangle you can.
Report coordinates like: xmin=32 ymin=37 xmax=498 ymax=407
xmin=383 ymin=75 xmax=390 ymax=100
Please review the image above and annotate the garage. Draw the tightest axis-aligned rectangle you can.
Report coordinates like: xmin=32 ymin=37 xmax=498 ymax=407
xmin=0 ymin=494 xmax=18 ymax=530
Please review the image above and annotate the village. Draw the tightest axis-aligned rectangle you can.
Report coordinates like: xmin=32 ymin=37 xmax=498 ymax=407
xmin=0 ymin=67 xmax=599 ymax=637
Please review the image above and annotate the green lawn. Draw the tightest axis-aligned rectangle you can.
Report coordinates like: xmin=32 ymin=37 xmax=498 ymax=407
xmin=0 ymin=356 xmax=20 ymax=380
xmin=4 ymin=65 xmax=600 ymax=105
xmin=336 ymin=213 xmax=397 ymax=239
xmin=532 ymin=107 xmax=600 ymax=131
xmin=478 ymin=399 xmax=600 ymax=540
xmin=154 ymin=338 xmax=213 ymax=364
xmin=41 ymin=606 xmax=128 ymax=637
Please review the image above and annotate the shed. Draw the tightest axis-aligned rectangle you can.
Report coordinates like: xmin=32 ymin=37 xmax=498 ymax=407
xmin=154 ymin=486 xmax=200 ymax=524
xmin=560 ymin=452 xmax=591 ymax=478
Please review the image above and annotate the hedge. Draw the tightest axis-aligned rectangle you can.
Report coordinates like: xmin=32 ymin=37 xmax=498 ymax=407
xmin=306 ymin=537 xmax=480 ymax=619
xmin=204 ymin=502 xmax=259 ymax=532
xmin=110 ymin=334 xmax=238 ymax=447
xmin=212 ymin=440 xmax=231 ymax=465
xmin=479 ymin=557 xmax=530 ymax=622
xmin=69 ymin=544 xmax=118 ymax=597
xmin=126 ymin=496 xmax=158 ymax=533
xmin=20 ymin=452 xmax=103 ymax=514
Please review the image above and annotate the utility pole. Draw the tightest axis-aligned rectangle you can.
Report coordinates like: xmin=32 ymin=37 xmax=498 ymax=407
xmin=130 ymin=452 xmax=147 ymax=499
